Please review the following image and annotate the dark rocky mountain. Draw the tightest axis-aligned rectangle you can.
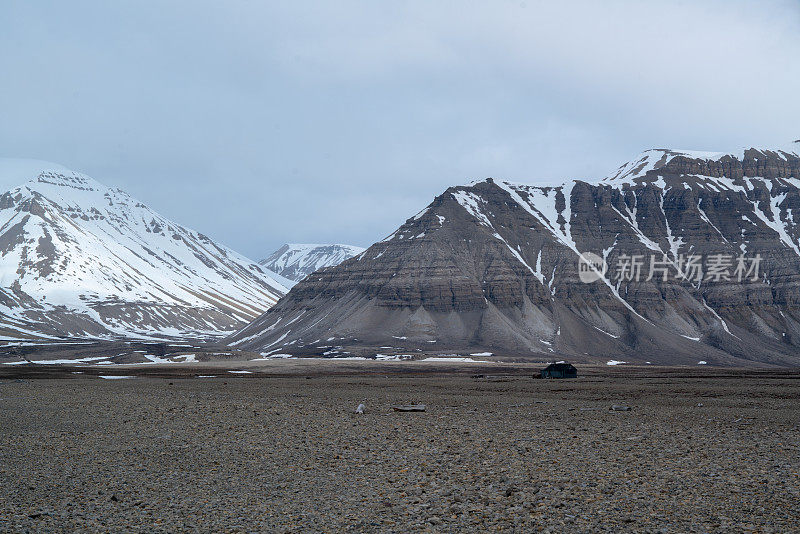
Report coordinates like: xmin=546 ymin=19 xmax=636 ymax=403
xmin=0 ymin=159 xmax=287 ymax=341
xmin=227 ymin=143 xmax=800 ymax=366
xmin=259 ymin=243 xmax=365 ymax=285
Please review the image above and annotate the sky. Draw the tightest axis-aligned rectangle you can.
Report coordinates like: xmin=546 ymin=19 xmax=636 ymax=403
xmin=1 ymin=0 xmax=799 ymax=259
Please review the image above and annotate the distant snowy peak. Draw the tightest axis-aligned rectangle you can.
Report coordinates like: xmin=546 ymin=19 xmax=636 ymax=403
xmin=260 ymin=243 xmax=366 ymax=283
xmin=0 ymin=159 xmax=287 ymax=341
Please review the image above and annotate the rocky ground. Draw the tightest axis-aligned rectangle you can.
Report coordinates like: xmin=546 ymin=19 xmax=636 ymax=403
xmin=0 ymin=364 xmax=798 ymax=532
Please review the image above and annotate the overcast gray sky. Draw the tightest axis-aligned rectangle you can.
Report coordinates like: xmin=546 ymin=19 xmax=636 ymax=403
xmin=1 ymin=0 xmax=799 ymax=259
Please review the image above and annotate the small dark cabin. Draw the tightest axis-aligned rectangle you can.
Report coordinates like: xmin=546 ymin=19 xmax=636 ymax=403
xmin=541 ymin=363 xmax=577 ymax=379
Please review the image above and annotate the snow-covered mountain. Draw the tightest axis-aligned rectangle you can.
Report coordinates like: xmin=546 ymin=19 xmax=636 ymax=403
xmin=0 ymin=159 xmax=288 ymax=341
xmin=259 ymin=244 xmax=365 ymax=284
xmin=229 ymin=142 xmax=800 ymax=366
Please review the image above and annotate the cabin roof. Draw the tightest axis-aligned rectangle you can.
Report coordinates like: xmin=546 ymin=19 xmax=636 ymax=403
xmin=544 ymin=362 xmax=576 ymax=371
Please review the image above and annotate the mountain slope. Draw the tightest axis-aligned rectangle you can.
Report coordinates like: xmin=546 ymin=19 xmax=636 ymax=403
xmin=0 ymin=160 xmax=287 ymax=340
xmin=259 ymin=243 xmax=365 ymax=284
xmin=228 ymin=142 xmax=800 ymax=366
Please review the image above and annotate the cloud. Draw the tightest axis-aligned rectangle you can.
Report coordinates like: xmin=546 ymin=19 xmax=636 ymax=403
xmin=0 ymin=0 xmax=798 ymax=258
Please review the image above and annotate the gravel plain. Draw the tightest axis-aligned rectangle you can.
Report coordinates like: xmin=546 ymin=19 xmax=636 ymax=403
xmin=1 ymin=363 xmax=799 ymax=533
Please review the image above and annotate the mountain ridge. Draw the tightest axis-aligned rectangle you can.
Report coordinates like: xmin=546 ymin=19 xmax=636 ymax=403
xmin=227 ymin=143 xmax=800 ymax=366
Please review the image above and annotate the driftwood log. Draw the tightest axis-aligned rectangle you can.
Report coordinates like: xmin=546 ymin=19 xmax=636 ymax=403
xmin=391 ymin=404 xmax=426 ymax=412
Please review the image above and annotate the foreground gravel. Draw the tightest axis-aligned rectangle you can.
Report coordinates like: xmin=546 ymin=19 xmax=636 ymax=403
xmin=1 ymin=368 xmax=799 ymax=532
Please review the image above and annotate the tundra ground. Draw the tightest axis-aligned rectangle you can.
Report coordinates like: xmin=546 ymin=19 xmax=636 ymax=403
xmin=1 ymin=364 xmax=798 ymax=532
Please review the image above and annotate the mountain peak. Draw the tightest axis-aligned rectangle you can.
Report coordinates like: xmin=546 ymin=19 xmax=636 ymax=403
xmin=0 ymin=159 xmax=118 ymax=208
xmin=0 ymin=163 xmax=287 ymax=341
xmin=260 ymin=243 xmax=366 ymax=283
xmin=26 ymin=169 xmax=107 ymax=196
xmin=0 ymin=158 xmax=72 ymax=191
xmin=229 ymin=154 xmax=800 ymax=366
